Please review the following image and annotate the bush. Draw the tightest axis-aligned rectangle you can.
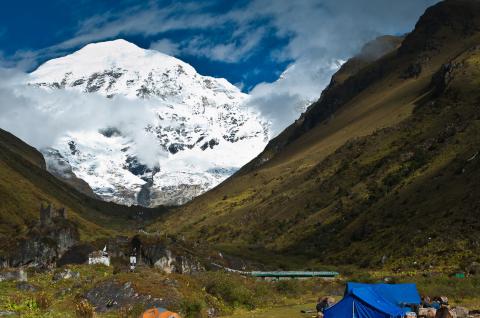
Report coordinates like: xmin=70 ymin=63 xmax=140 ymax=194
xmin=35 ymin=292 xmax=52 ymax=310
xmin=118 ymin=304 xmax=145 ymax=318
xmin=131 ymin=304 xmax=146 ymax=318
xmin=5 ymin=293 xmax=39 ymax=312
xmin=199 ymin=272 xmax=257 ymax=309
xmin=275 ymin=279 xmax=302 ymax=296
xmin=180 ymin=298 xmax=205 ymax=318
xmin=75 ymin=299 xmax=95 ymax=318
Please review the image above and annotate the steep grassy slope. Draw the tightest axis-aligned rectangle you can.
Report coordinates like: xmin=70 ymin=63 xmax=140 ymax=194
xmin=156 ymin=0 xmax=480 ymax=269
xmin=0 ymin=128 xmax=166 ymax=249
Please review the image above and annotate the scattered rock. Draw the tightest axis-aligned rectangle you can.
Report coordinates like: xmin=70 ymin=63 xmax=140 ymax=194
xmin=53 ymin=269 xmax=80 ymax=281
xmin=453 ymin=307 xmax=469 ymax=318
xmin=0 ymin=269 xmax=27 ymax=282
xmin=55 ymin=287 xmax=73 ymax=297
xmin=402 ymin=63 xmax=422 ymax=79
xmin=0 ymin=310 xmax=16 ymax=316
xmin=207 ymin=307 xmax=217 ymax=318
xmin=16 ymin=281 xmax=37 ymax=292
xmin=466 ymin=262 xmax=480 ymax=275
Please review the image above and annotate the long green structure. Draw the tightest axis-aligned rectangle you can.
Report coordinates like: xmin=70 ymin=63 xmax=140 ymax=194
xmin=250 ymin=271 xmax=339 ymax=278
xmin=211 ymin=263 xmax=339 ymax=279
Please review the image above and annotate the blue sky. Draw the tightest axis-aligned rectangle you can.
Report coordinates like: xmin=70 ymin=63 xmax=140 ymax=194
xmin=0 ymin=0 xmax=438 ymax=94
xmin=0 ymin=0 xmax=291 ymax=91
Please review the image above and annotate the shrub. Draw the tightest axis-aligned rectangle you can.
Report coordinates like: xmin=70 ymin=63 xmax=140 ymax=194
xmin=75 ymin=299 xmax=95 ymax=318
xmin=35 ymin=292 xmax=52 ymax=310
xmin=275 ymin=279 xmax=302 ymax=296
xmin=5 ymin=293 xmax=38 ymax=312
xmin=118 ymin=304 xmax=144 ymax=318
xmin=180 ymin=298 xmax=205 ymax=318
xmin=200 ymin=272 xmax=257 ymax=309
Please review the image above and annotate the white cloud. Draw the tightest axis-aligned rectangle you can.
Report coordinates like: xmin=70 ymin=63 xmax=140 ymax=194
xmin=181 ymin=27 xmax=266 ymax=63
xmin=149 ymin=39 xmax=180 ymax=56
xmin=239 ymin=0 xmax=440 ymax=135
xmin=247 ymin=58 xmax=343 ymax=135
xmin=0 ymin=68 xmax=166 ymax=166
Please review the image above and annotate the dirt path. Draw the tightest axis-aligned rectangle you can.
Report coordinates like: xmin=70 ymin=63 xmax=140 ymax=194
xmin=225 ymin=303 xmax=317 ymax=318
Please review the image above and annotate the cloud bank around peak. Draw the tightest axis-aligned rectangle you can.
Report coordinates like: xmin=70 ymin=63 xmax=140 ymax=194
xmin=1 ymin=0 xmax=439 ymax=137
xmin=243 ymin=0 xmax=439 ymax=135
xmin=0 ymin=68 xmax=166 ymax=166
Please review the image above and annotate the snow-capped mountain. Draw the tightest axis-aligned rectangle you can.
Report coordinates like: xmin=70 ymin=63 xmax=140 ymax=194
xmin=29 ymin=39 xmax=269 ymax=206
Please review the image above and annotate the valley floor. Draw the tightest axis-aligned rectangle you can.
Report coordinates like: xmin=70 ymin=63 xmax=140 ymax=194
xmin=1 ymin=264 xmax=480 ymax=317
xmin=224 ymin=303 xmax=317 ymax=318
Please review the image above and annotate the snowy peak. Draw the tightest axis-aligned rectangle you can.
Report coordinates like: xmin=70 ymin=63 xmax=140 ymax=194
xmin=32 ymin=39 xmax=192 ymax=79
xmin=30 ymin=39 xmax=242 ymax=100
xmin=29 ymin=39 xmax=269 ymax=207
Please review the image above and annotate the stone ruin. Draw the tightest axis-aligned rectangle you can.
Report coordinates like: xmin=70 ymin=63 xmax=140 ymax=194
xmin=40 ymin=203 xmax=67 ymax=226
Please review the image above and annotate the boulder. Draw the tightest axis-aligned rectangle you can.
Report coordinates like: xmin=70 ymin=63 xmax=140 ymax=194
xmin=419 ymin=308 xmax=436 ymax=318
xmin=466 ymin=262 xmax=480 ymax=275
xmin=0 ymin=268 xmax=27 ymax=282
xmin=52 ymin=268 xmax=80 ymax=281
xmin=85 ymin=280 xmax=167 ymax=313
xmin=452 ymin=307 xmax=469 ymax=318
xmin=57 ymin=244 xmax=95 ymax=266
xmin=16 ymin=281 xmax=37 ymax=292
xmin=0 ymin=311 xmax=16 ymax=316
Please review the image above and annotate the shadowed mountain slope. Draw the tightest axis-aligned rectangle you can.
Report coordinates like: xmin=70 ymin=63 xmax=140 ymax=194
xmin=0 ymin=128 xmax=166 ymax=254
xmin=155 ymin=0 xmax=480 ymax=269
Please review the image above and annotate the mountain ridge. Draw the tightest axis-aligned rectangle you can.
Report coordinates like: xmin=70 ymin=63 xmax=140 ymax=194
xmin=155 ymin=0 xmax=480 ymax=269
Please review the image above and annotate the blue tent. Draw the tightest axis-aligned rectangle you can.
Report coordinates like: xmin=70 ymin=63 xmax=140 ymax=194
xmin=324 ymin=283 xmax=421 ymax=318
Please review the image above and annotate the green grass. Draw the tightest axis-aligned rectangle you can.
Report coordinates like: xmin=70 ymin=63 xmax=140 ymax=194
xmin=0 ymin=265 xmax=338 ymax=317
xmin=2 ymin=265 xmax=479 ymax=317
xmin=224 ymin=303 xmax=317 ymax=318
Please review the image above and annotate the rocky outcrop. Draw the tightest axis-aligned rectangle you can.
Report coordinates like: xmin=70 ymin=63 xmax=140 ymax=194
xmin=150 ymin=248 xmax=202 ymax=274
xmin=85 ymin=280 xmax=168 ymax=313
xmin=7 ymin=204 xmax=79 ymax=269
xmin=132 ymin=235 xmax=203 ymax=274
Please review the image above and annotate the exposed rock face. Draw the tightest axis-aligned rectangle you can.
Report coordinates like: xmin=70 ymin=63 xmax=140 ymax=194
xmin=7 ymin=205 xmax=79 ymax=269
xmin=132 ymin=236 xmax=203 ymax=274
xmin=57 ymin=244 xmax=95 ymax=267
xmin=148 ymin=248 xmax=202 ymax=274
xmin=30 ymin=39 xmax=269 ymax=206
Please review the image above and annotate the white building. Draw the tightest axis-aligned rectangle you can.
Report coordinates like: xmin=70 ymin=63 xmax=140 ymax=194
xmin=88 ymin=246 xmax=110 ymax=266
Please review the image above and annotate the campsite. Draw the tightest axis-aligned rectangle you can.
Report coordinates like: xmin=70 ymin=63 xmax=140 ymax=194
xmin=2 ymin=262 xmax=480 ymax=317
